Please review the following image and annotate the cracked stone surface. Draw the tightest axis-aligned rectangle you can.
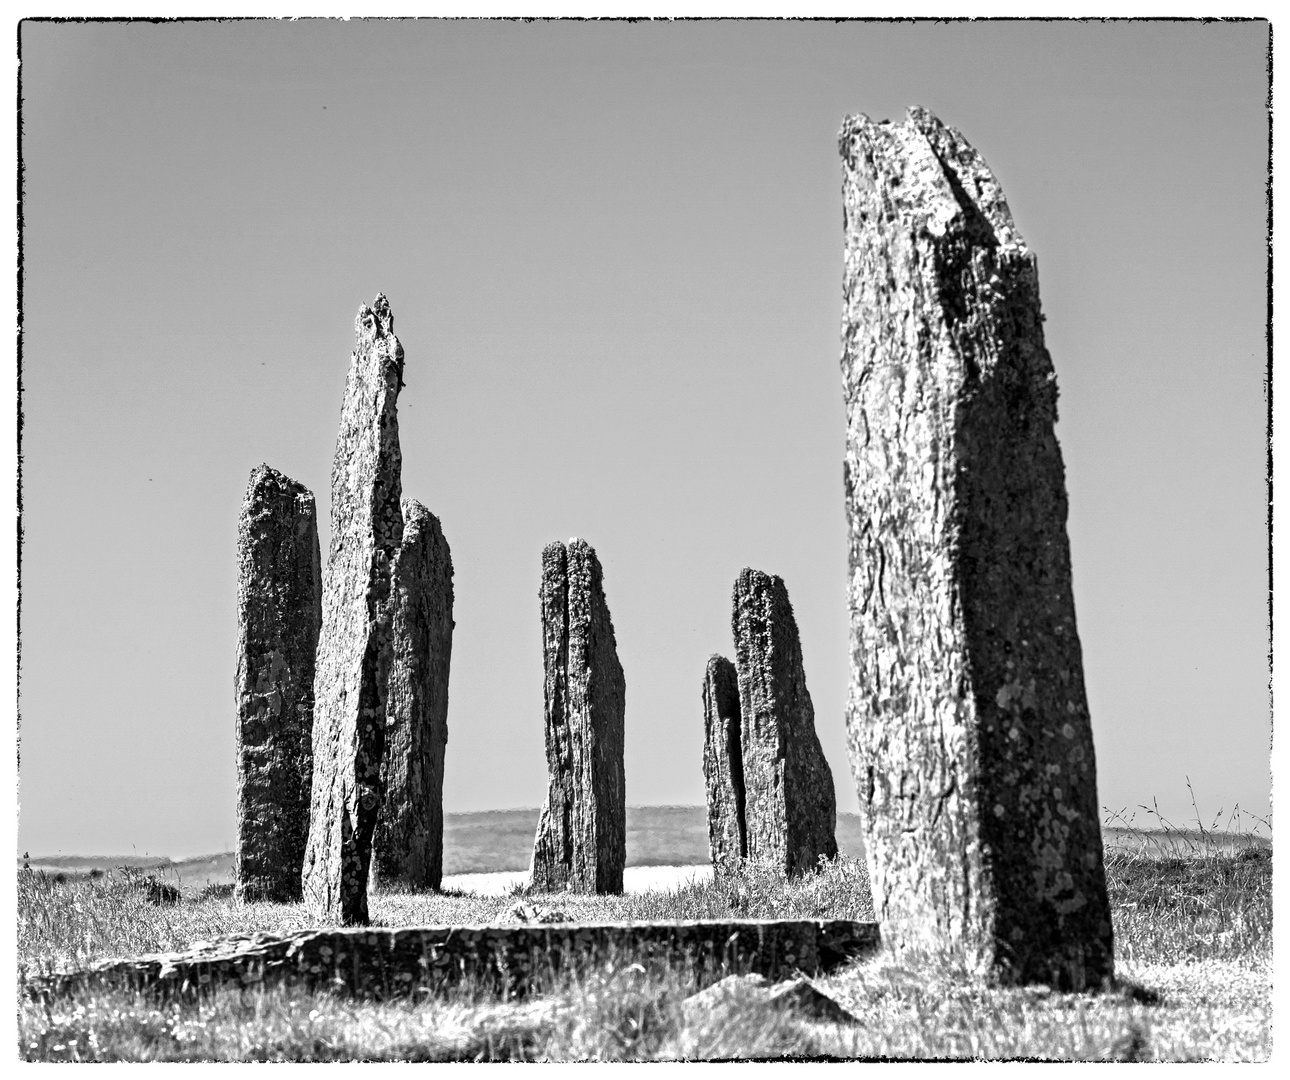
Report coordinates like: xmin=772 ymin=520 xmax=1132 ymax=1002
xmin=732 ymin=569 xmax=838 ymax=877
xmin=26 ymin=920 xmax=880 ymax=1002
xmin=302 ymin=294 xmax=405 ymax=925
xmin=839 ymin=107 xmax=1113 ymax=988
xmin=702 ymin=654 xmax=746 ymax=879
xmin=374 ymin=499 xmax=454 ymax=892
xmin=234 ymin=464 xmax=321 ymax=903
xmin=530 ymin=539 xmax=626 ymax=894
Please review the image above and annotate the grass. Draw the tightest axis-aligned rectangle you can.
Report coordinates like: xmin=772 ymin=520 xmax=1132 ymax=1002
xmin=17 ymin=812 xmax=1271 ymax=1061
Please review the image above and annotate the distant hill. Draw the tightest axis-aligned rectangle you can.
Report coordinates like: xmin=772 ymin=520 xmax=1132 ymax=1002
xmin=22 ymin=806 xmax=871 ymax=884
xmin=20 ymin=813 xmax=1265 ymax=891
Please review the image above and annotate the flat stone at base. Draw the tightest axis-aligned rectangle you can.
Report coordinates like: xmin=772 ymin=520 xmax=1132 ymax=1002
xmin=25 ymin=919 xmax=880 ymax=1002
xmin=681 ymin=973 xmax=860 ymax=1028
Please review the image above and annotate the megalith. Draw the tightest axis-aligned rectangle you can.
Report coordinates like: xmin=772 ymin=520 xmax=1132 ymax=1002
xmin=373 ymin=499 xmax=454 ymax=891
xmin=732 ymin=569 xmax=838 ymax=876
xmin=302 ymin=294 xmax=405 ymax=924
xmin=702 ymin=654 xmax=746 ymax=878
xmin=530 ymin=539 xmax=626 ymax=894
xmin=839 ymin=107 xmax=1113 ymax=988
xmin=234 ymin=464 xmax=321 ymax=903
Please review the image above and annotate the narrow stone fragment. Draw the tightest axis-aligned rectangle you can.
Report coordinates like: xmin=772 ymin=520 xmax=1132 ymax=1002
xmin=732 ymin=569 xmax=838 ymax=876
xmin=234 ymin=464 xmax=321 ymax=903
xmin=373 ymin=499 xmax=454 ymax=891
xmin=302 ymin=295 xmax=405 ymax=925
xmin=839 ymin=107 xmax=1113 ymax=988
xmin=530 ymin=539 xmax=626 ymax=894
xmin=702 ymin=654 xmax=746 ymax=878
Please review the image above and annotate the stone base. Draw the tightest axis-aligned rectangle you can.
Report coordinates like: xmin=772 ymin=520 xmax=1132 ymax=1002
xmin=25 ymin=919 xmax=880 ymax=1002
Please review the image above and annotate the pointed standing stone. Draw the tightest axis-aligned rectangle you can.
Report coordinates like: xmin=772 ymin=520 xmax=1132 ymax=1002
xmin=530 ymin=539 xmax=626 ymax=894
xmin=234 ymin=464 xmax=321 ymax=903
xmin=373 ymin=499 xmax=454 ymax=891
xmin=732 ymin=569 xmax=838 ymax=877
xmin=302 ymin=295 xmax=404 ymax=924
xmin=702 ymin=654 xmax=746 ymax=879
xmin=839 ymin=107 xmax=1113 ymax=988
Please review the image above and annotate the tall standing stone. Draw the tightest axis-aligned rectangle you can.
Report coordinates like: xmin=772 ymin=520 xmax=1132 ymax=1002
xmin=235 ymin=464 xmax=321 ymax=903
xmin=732 ymin=569 xmax=838 ymax=877
xmin=839 ymin=107 xmax=1113 ymax=988
xmin=702 ymin=654 xmax=746 ymax=879
xmin=302 ymin=295 xmax=404 ymax=924
xmin=530 ymin=539 xmax=626 ymax=894
xmin=373 ymin=499 xmax=454 ymax=891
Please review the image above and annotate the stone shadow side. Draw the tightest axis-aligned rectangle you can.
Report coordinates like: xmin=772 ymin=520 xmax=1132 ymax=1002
xmin=302 ymin=295 xmax=405 ymax=925
xmin=530 ymin=539 xmax=626 ymax=894
xmin=374 ymin=499 xmax=454 ymax=891
xmin=702 ymin=654 xmax=746 ymax=879
xmin=732 ymin=569 xmax=838 ymax=877
xmin=234 ymin=464 xmax=321 ymax=903
xmin=839 ymin=107 xmax=1113 ymax=988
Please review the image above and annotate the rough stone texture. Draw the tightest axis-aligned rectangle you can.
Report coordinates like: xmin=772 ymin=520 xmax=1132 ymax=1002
xmin=530 ymin=539 xmax=626 ymax=894
xmin=234 ymin=465 xmax=322 ymax=903
xmin=25 ymin=920 xmax=880 ymax=1003
xmin=702 ymin=654 xmax=746 ymax=878
xmin=373 ymin=499 xmax=454 ymax=892
xmin=732 ymin=569 xmax=838 ymax=876
xmin=302 ymin=295 xmax=405 ymax=925
xmin=839 ymin=107 xmax=1113 ymax=988
xmin=680 ymin=973 xmax=859 ymax=1029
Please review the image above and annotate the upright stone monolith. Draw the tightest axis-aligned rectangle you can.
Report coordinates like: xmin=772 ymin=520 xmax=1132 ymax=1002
xmin=530 ymin=538 xmax=626 ymax=894
xmin=702 ymin=654 xmax=746 ymax=879
xmin=302 ymin=295 xmax=405 ymax=924
xmin=234 ymin=464 xmax=321 ymax=903
xmin=373 ymin=498 xmax=454 ymax=891
xmin=839 ymin=107 xmax=1113 ymax=988
xmin=732 ymin=569 xmax=838 ymax=877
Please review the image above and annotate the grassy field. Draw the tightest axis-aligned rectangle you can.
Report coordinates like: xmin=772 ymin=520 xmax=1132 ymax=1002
xmin=17 ymin=817 xmax=1271 ymax=1061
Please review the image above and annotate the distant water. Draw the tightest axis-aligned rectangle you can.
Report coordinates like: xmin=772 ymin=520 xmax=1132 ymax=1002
xmin=442 ymin=806 xmax=868 ymax=875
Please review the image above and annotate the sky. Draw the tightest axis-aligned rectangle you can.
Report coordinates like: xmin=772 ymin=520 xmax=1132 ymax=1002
xmin=15 ymin=19 xmax=1270 ymax=858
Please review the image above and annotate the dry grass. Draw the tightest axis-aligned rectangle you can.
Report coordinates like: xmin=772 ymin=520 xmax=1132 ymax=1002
xmin=16 ymin=814 xmax=1270 ymax=1062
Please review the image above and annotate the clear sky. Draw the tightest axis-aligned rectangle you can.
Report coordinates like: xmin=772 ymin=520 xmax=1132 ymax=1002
xmin=17 ymin=19 xmax=1269 ymax=858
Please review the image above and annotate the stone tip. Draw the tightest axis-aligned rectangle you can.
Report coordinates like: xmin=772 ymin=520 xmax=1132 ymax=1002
xmin=706 ymin=653 xmax=735 ymax=678
xmin=355 ymin=293 xmax=396 ymax=344
xmin=245 ymin=463 xmax=309 ymax=499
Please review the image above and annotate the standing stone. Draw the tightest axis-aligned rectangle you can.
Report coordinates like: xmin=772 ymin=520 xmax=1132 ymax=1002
xmin=702 ymin=654 xmax=746 ymax=878
xmin=373 ymin=499 xmax=454 ymax=891
xmin=839 ymin=107 xmax=1113 ymax=988
xmin=732 ymin=569 xmax=838 ymax=877
xmin=234 ymin=464 xmax=321 ymax=903
xmin=530 ymin=539 xmax=626 ymax=894
xmin=302 ymin=295 xmax=404 ymax=924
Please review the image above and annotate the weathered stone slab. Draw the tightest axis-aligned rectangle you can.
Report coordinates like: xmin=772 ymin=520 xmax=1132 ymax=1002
xmin=530 ymin=539 xmax=626 ymax=894
xmin=702 ymin=654 xmax=746 ymax=878
xmin=374 ymin=499 xmax=454 ymax=891
xmin=839 ymin=107 xmax=1114 ymax=988
xmin=732 ymin=569 xmax=838 ymax=876
xmin=24 ymin=920 xmax=879 ymax=1002
xmin=302 ymin=295 xmax=405 ymax=925
xmin=234 ymin=465 xmax=322 ymax=903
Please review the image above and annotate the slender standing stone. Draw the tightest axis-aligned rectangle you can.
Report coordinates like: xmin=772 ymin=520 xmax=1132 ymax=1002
xmin=732 ymin=569 xmax=838 ymax=876
xmin=373 ymin=499 xmax=454 ymax=891
xmin=302 ymin=295 xmax=404 ymax=924
xmin=530 ymin=539 xmax=626 ymax=894
xmin=839 ymin=107 xmax=1113 ymax=988
xmin=702 ymin=654 xmax=746 ymax=878
xmin=234 ymin=464 xmax=321 ymax=903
